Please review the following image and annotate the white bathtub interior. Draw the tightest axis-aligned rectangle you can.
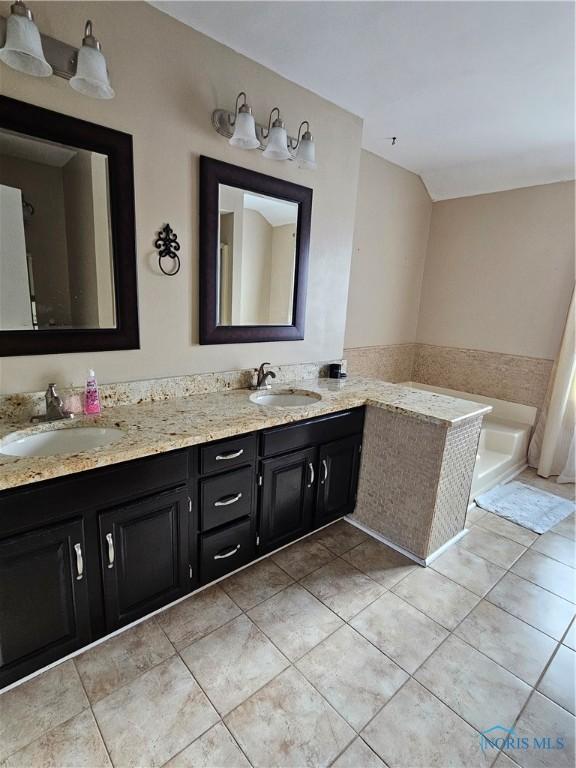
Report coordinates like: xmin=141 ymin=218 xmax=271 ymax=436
xmin=402 ymin=382 xmax=537 ymax=500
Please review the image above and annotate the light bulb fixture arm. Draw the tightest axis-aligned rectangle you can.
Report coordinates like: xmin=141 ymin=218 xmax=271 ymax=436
xmin=289 ymin=120 xmax=311 ymax=151
xmin=229 ymin=91 xmax=248 ymax=127
xmin=261 ymin=107 xmax=281 ymax=139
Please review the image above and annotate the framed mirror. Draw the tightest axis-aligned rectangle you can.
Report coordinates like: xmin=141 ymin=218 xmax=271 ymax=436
xmin=199 ymin=156 xmax=312 ymax=344
xmin=0 ymin=96 xmax=139 ymax=356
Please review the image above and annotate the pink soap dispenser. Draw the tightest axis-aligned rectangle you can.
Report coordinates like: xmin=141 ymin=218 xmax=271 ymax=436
xmin=84 ymin=369 xmax=102 ymax=415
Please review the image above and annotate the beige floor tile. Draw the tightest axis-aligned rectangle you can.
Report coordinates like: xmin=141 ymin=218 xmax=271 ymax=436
xmin=517 ymin=469 xmax=575 ymax=502
xmin=309 ymin=520 xmax=369 ymax=555
xmin=156 ymin=585 xmax=241 ymax=650
xmin=476 ymin=512 xmax=539 ymax=546
xmin=466 ymin=504 xmax=487 ymax=527
xmin=511 ymin=549 xmax=575 ymax=603
xmin=455 ymin=601 xmax=556 ymax=685
xmin=296 ymin=625 xmax=408 ymax=731
xmin=414 ymin=635 xmax=531 ymax=732
xmin=2 ymin=709 xmax=111 ymax=768
xmin=552 ymin=512 xmax=576 ymax=541
xmin=487 ymin=573 xmax=575 ymax=640
xmin=163 ymin=722 xmax=250 ymax=768
xmin=431 ymin=544 xmax=506 ymax=596
xmin=93 ymin=656 xmax=218 ymax=768
xmin=180 ymin=614 xmax=289 ymax=716
xmin=220 ymin=558 xmax=293 ymax=610
xmin=350 ymin=592 xmax=448 ymax=674
xmin=247 ymin=583 xmax=343 ymax=661
xmin=225 ymin=667 xmax=354 ymax=768
xmin=342 ymin=539 xmax=416 ymax=588
xmin=362 ymin=679 xmax=492 ymax=768
xmin=493 ymin=754 xmax=521 ymax=768
xmin=504 ymin=692 xmax=575 ymax=768
xmin=0 ymin=660 xmax=88 ymax=763
xmin=331 ymin=738 xmax=386 ymax=768
xmin=271 ymin=537 xmax=335 ymax=579
xmin=563 ymin=620 xmax=576 ymax=650
xmin=458 ymin=527 xmax=526 ymax=569
xmin=537 ymin=645 xmax=575 ymax=715
xmin=75 ymin=619 xmax=174 ymax=704
xmin=532 ymin=531 xmax=576 ymax=568
xmin=300 ymin=558 xmax=385 ymax=620
xmin=392 ymin=566 xmax=480 ymax=630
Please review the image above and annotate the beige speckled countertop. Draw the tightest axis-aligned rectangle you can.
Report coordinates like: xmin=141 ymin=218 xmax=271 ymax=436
xmin=0 ymin=377 xmax=491 ymax=491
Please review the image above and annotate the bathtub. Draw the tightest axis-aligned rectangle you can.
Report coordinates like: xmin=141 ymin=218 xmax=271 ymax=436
xmin=401 ymin=382 xmax=537 ymax=500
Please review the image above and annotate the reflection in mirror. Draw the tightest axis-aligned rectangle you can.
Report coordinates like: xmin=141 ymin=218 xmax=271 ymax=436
xmin=0 ymin=129 xmax=116 ymax=331
xmin=218 ymin=184 xmax=297 ymax=326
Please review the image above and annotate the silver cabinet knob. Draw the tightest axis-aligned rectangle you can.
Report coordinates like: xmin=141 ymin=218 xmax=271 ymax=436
xmin=106 ymin=532 xmax=115 ymax=569
xmin=74 ymin=543 xmax=84 ymax=581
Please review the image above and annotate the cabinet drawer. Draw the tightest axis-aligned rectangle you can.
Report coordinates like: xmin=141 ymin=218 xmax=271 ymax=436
xmin=260 ymin=408 xmax=364 ymax=458
xmin=200 ymin=517 xmax=255 ymax=584
xmin=200 ymin=467 xmax=254 ymax=532
xmin=200 ymin=434 xmax=256 ymax=475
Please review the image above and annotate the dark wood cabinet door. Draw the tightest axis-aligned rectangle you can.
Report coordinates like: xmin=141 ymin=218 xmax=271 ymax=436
xmin=316 ymin=435 xmax=362 ymax=527
xmin=0 ymin=519 xmax=91 ymax=688
xmin=259 ymin=447 xmax=316 ymax=553
xmin=99 ymin=488 xmax=191 ymax=630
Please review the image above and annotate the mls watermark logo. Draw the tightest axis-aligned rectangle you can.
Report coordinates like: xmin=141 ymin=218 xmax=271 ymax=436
xmin=480 ymin=725 xmax=566 ymax=753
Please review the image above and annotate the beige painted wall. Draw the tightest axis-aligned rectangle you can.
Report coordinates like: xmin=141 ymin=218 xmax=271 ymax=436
xmin=417 ymin=181 xmax=575 ymax=359
xmin=0 ymin=0 xmax=362 ymax=394
xmin=344 ymin=150 xmax=432 ymax=348
xmin=239 ymin=209 xmax=272 ymax=324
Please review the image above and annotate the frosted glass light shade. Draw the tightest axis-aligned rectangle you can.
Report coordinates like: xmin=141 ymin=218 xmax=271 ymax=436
xmin=0 ymin=13 xmax=52 ymax=77
xmin=70 ymin=45 xmax=114 ymax=99
xmin=296 ymin=135 xmax=316 ymax=170
xmin=263 ymin=125 xmax=290 ymax=161
xmin=229 ymin=110 xmax=259 ymax=149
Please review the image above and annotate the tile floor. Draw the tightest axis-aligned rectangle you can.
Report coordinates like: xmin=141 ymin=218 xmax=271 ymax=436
xmin=0 ymin=471 xmax=574 ymax=768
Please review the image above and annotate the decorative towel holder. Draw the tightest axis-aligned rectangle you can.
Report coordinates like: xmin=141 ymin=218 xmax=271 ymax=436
xmin=155 ymin=224 xmax=181 ymax=276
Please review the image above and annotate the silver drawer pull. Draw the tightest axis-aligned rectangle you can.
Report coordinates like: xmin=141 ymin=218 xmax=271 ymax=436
xmin=74 ymin=543 xmax=84 ymax=581
xmin=214 ymin=544 xmax=241 ymax=560
xmin=215 ymin=449 xmax=244 ymax=461
xmin=106 ymin=532 xmax=115 ymax=569
xmin=307 ymin=461 xmax=315 ymax=488
xmin=321 ymin=458 xmax=328 ymax=485
xmin=214 ymin=492 xmax=243 ymax=507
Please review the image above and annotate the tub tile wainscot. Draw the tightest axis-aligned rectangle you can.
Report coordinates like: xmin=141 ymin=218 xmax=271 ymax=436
xmin=0 ymin=375 xmax=490 ymax=689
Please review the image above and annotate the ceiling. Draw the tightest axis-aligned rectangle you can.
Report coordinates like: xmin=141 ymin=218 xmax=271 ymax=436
xmin=151 ymin=1 xmax=574 ymax=201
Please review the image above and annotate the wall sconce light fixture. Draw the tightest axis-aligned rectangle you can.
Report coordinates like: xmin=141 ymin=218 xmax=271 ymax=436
xmin=0 ymin=0 xmax=51 ymax=77
xmin=228 ymin=92 xmax=259 ymax=149
xmin=0 ymin=1 xmax=114 ymax=99
xmin=213 ymin=91 xmax=316 ymax=170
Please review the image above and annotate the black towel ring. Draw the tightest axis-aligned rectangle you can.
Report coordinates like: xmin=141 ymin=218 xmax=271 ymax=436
xmin=155 ymin=224 xmax=181 ymax=276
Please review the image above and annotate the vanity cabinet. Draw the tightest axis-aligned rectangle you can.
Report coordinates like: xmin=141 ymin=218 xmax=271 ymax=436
xmin=99 ymin=488 xmax=191 ymax=631
xmin=259 ymin=447 xmax=317 ymax=553
xmin=0 ymin=519 xmax=91 ymax=687
xmin=315 ymin=435 xmax=362 ymax=527
xmin=0 ymin=407 xmax=364 ymax=688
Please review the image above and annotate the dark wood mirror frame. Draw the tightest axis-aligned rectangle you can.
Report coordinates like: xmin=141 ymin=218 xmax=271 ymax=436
xmin=0 ymin=96 xmax=139 ymax=356
xmin=199 ymin=156 xmax=312 ymax=344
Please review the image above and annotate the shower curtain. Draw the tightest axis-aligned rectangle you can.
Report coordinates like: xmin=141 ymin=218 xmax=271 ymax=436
xmin=528 ymin=287 xmax=575 ymax=483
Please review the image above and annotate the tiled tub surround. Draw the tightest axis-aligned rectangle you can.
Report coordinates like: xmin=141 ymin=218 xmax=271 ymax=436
xmin=344 ymin=343 xmax=554 ymax=411
xmin=0 ymin=496 xmax=574 ymax=768
xmin=353 ymin=406 xmax=484 ymax=560
xmin=0 ymin=376 xmax=489 ymax=491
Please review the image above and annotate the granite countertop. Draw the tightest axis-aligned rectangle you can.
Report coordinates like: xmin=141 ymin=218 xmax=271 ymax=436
xmin=0 ymin=377 xmax=491 ymax=491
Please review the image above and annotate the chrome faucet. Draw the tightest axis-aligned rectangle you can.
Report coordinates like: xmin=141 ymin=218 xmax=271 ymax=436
xmin=31 ymin=384 xmax=74 ymax=423
xmin=253 ymin=362 xmax=276 ymax=390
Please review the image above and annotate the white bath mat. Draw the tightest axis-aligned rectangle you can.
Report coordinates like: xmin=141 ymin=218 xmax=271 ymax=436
xmin=475 ymin=481 xmax=575 ymax=534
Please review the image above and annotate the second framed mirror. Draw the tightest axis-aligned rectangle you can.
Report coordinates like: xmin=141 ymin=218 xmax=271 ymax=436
xmin=199 ymin=156 xmax=312 ymax=344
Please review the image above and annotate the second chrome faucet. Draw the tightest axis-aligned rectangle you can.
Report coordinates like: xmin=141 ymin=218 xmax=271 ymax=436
xmin=253 ymin=362 xmax=276 ymax=390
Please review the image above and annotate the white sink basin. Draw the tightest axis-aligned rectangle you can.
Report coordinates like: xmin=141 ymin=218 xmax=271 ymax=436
xmin=249 ymin=390 xmax=321 ymax=408
xmin=0 ymin=427 xmax=126 ymax=458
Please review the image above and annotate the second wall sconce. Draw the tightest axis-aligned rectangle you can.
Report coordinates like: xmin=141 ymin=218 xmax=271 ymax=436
xmin=0 ymin=0 xmax=114 ymax=99
xmin=213 ymin=91 xmax=317 ymax=170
